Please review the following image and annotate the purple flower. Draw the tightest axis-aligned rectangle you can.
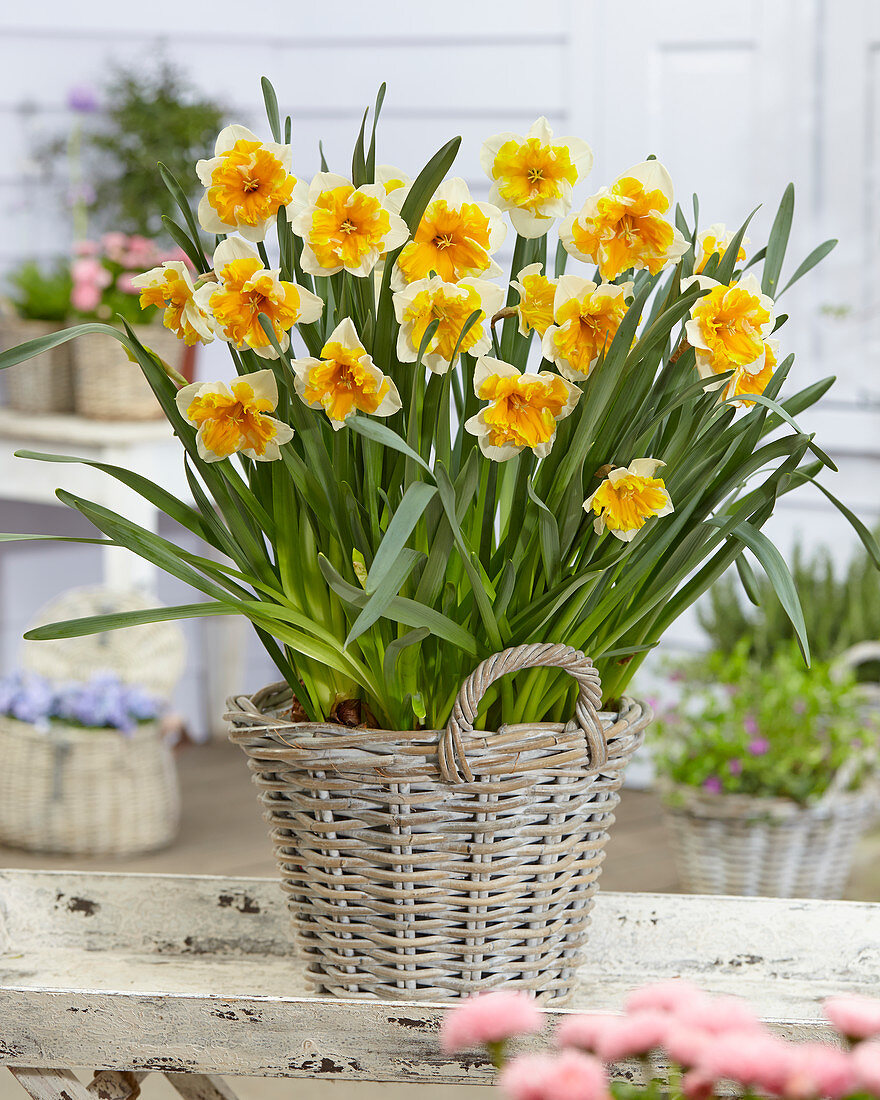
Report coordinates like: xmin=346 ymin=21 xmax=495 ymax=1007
xmin=748 ymin=737 xmax=771 ymax=757
xmin=792 ymin=699 xmax=806 ymax=715
xmin=669 ymin=668 xmax=686 ymax=683
xmin=728 ymin=758 xmax=743 ymax=776
xmin=702 ymin=776 xmax=723 ymax=794
xmin=67 ymin=84 xmax=100 ymax=113
xmin=743 ymin=714 xmax=759 ymax=736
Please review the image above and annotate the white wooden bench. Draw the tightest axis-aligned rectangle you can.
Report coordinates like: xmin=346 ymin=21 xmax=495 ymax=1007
xmin=1 ymin=869 xmax=878 ymax=1099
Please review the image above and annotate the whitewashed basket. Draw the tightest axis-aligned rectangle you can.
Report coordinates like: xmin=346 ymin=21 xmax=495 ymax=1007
xmin=662 ymin=779 xmax=877 ymax=898
xmin=72 ymin=324 xmax=184 ymax=420
xmin=23 ymin=586 xmax=186 ymax=701
xmin=0 ymin=714 xmax=180 ymax=856
xmin=227 ymin=643 xmax=650 ymax=1003
xmin=0 ymin=317 xmax=75 ymax=414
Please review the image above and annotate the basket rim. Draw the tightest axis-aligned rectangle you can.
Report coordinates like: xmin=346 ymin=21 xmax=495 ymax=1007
xmin=0 ymin=712 xmax=162 ymax=745
xmin=659 ymin=777 xmax=878 ymax=820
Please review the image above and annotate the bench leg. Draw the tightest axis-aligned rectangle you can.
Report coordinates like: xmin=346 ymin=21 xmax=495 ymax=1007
xmin=9 ymin=1069 xmax=95 ymax=1100
xmin=165 ymin=1076 xmax=242 ymax=1100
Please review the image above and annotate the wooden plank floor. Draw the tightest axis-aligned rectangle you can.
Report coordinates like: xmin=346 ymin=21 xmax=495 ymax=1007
xmin=1 ymin=740 xmax=877 ymax=1100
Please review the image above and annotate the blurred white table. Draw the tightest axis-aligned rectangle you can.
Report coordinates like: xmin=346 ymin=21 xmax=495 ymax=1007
xmin=0 ymin=408 xmax=246 ymax=736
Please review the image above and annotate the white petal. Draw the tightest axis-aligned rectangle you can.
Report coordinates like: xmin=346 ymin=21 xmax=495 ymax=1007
xmin=424 ymin=352 xmax=452 ymax=375
xmin=509 ymin=206 xmax=554 ymax=239
xmin=541 ymin=325 xmax=560 ymax=364
xmin=214 ymin=125 xmax=260 ymax=156
xmin=384 ymin=210 xmax=412 ymax=252
xmin=435 ymin=176 xmax=472 ymax=207
xmin=286 ymin=179 xmax=311 ymax=222
xmin=684 ymin=317 xmax=710 ymax=351
xmin=235 ymin=369 xmax=278 ymax=407
xmin=298 ymin=241 xmax=340 ymax=278
xmin=628 ymin=458 xmax=665 ymax=479
xmin=561 ymin=136 xmax=594 ymax=181
xmin=625 ymin=160 xmax=675 ymax=206
xmin=290 ymin=356 xmax=322 ymax=383
xmin=308 ymin=172 xmax=352 ymax=201
xmin=197 ymin=193 xmax=230 ymax=234
xmin=212 ymin=236 xmax=260 ymax=272
xmin=527 ymin=116 xmax=554 ymax=143
xmin=236 ymin=219 xmax=271 ymax=244
xmin=327 ymin=316 xmax=363 ymax=349
xmin=473 ymin=355 xmax=519 ymax=394
xmin=295 ymin=286 xmax=324 ymax=325
xmin=373 ymin=378 xmax=403 ymax=418
xmin=343 ymin=247 xmax=382 ymax=278
xmin=479 ymin=132 xmax=519 ymax=178
xmin=607 ymin=466 xmax=632 ymax=485
xmin=554 ymin=274 xmax=597 ymax=312
xmin=514 ymin=262 xmax=544 ymax=284
xmin=682 ymin=274 xmax=719 ymax=294
xmin=195 ymin=427 xmax=224 ymax=463
xmin=196 ymin=155 xmax=220 ymax=188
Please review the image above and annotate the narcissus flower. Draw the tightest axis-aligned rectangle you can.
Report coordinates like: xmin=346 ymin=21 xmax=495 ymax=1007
xmin=464 ymin=355 xmax=578 ymax=461
xmin=393 ymin=275 xmax=504 ymax=374
xmin=195 ymin=239 xmax=322 ymax=359
xmin=392 ymin=178 xmax=506 ymax=287
xmin=542 ymin=275 xmax=632 ymax=381
xmin=176 ymin=371 xmax=293 ymax=463
xmin=197 ymin=125 xmax=295 ymax=243
xmin=131 ymin=261 xmax=215 ymax=346
xmin=695 ymin=223 xmax=749 ymax=275
xmin=560 ymin=160 xmax=688 ymax=281
xmin=291 ymin=318 xmax=401 ymax=430
xmin=511 ymin=263 xmax=557 ymax=337
xmin=585 ymin=459 xmax=674 ymax=542
xmin=289 ymin=172 xmax=409 ymax=277
xmin=376 ymin=164 xmax=412 ymax=203
xmin=684 ymin=273 xmax=775 ymax=382
xmin=724 ymin=338 xmax=778 ymax=407
xmin=481 ymin=117 xmax=593 ymax=239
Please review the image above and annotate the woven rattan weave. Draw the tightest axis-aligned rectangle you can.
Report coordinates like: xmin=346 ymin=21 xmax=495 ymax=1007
xmin=0 ymin=318 xmax=75 ymax=414
xmin=72 ymin=326 xmax=184 ymax=420
xmin=227 ymin=642 xmax=649 ymax=1003
xmin=662 ymin=782 xmax=877 ymax=898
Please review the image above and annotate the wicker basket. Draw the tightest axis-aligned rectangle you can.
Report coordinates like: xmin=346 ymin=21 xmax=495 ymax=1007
xmin=72 ymin=325 xmax=185 ymax=420
xmin=661 ymin=781 xmax=877 ymax=898
xmin=0 ymin=714 xmax=180 ymax=856
xmin=227 ymin=643 xmax=650 ymax=1003
xmin=0 ymin=317 xmax=75 ymax=414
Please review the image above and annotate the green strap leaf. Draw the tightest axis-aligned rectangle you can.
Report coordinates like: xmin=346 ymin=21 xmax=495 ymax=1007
xmin=367 ymin=481 xmax=437 ymax=593
xmin=762 ymin=182 xmax=795 ymax=296
xmin=345 ymin=547 xmax=425 ymax=648
xmin=347 ymin=416 xmax=435 ymax=476
xmin=382 ymin=627 xmax=430 ymax=688
xmin=735 ymin=552 xmax=762 ymax=606
xmin=779 ymin=239 xmax=837 ymax=296
xmin=261 ymin=76 xmax=282 ymax=142
xmin=25 ymin=602 xmax=235 ymax=640
xmin=788 ymin=470 xmax=880 ymax=570
xmin=0 ymin=321 xmax=130 ymax=371
xmin=526 ymin=477 xmax=561 ymax=584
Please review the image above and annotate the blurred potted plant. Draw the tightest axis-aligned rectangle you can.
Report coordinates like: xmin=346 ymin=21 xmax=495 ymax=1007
xmin=0 ymin=260 xmax=74 ymax=414
xmin=52 ymin=61 xmax=226 ymax=384
xmin=69 ymin=233 xmax=192 ymax=419
xmin=654 ymin=642 xmax=879 ymax=898
xmin=0 ymin=669 xmax=179 ymax=856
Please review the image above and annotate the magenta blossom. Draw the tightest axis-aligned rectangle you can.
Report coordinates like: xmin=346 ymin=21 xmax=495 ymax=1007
xmin=728 ymin=758 xmax=743 ymax=776
xmin=748 ymin=737 xmax=771 ymax=756
xmin=702 ymin=776 xmax=723 ymax=794
xmin=743 ymin=714 xmax=759 ymax=736
xmin=71 ymin=256 xmax=111 ymax=313
xmin=67 ymin=83 xmax=99 ymax=113
xmin=441 ymin=991 xmax=543 ymax=1054
xmin=824 ymin=994 xmax=880 ymax=1041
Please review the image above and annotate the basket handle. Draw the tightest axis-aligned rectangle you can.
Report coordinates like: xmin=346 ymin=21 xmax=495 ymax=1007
xmin=439 ymin=642 xmax=605 ymax=783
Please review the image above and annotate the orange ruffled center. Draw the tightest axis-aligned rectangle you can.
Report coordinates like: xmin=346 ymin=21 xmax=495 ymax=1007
xmin=309 ymin=186 xmax=391 ymax=270
xmin=404 ymin=283 xmax=485 ymax=362
xmin=304 ymin=341 xmax=388 ymax=423
xmin=137 ymin=269 xmax=202 ymax=346
xmin=691 ymin=284 xmax=771 ymax=374
xmin=397 ymin=199 xmax=492 ymax=284
xmin=209 ymin=258 xmax=302 ymax=350
xmin=695 ymin=234 xmax=747 ymax=275
xmin=572 ymin=176 xmax=675 ymax=281
xmin=187 ymin=379 xmax=278 ymax=459
xmin=208 ymin=139 xmax=295 ymax=228
xmin=726 ymin=341 xmax=777 ymax=405
xmin=516 ymin=271 xmax=556 ymax=336
xmin=552 ymin=292 xmax=628 ymax=376
xmin=591 ymin=473 xmax=670 ymax=533
xmin=492 ymin=136 xmax=577 ymax=212
xmin=478 ymin=373 xmax=570 ymax=450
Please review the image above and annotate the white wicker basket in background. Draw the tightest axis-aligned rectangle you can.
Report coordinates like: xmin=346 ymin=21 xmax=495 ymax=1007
xmin=0 ymin=317 xmax=75 ymax=414
xmin=71 ymin=325 xmax=185 ymax=420
xmin=0 ymin=714 xmax=179 ymax=856
xmin=662 ymin=781 xmax=877 ymax=898
xmin=23 ymin=586 xmax=186 ymax=700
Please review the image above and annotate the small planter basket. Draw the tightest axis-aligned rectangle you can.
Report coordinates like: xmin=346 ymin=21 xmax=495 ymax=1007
xmin=72 ymin=325 xmax=185 ymax=421
xmin=0 ymin=318 xmax=75 ymax=414
xmin=227 ymin=643 xmax=650 ymax=1003
xmin=661 ymin=782 xmax=877 ymax=898
xmin=0 ymin=714 xmax=180 ymax=857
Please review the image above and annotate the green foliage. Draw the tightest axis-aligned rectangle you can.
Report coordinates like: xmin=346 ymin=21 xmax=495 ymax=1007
xmin=5 ymin=260 xmax=72 ymax=322
xmin=2 ymin=79 xmax=876 ymax=732
xmin=653 ymin=644 xmax=879 ymax=803
xmin=79 ymin=60 xmax=225 ymax=239
xmin=699 ymin=536 xmax=880 ymax=666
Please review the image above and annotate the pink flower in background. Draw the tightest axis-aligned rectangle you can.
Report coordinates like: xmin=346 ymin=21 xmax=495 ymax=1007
xmin=499 ymin=1051 xmax=608 ymax=1100
xmin=784 ymin=1043 xmax=858 ymax=1099
xmin=728 ymin=758 xmax=743 ymax=776
xmin=441 ymin=991 xmax=544 ymax=1053
xmin=664 ymin=1024 xmax=713 ymax=1068
xmin=71 ymin=256 xmax=111 ymax=312
xmin=123 ymin=234 xmax=161 ymax=270
xmin=67 ymin=83 xmax=99 ymax=113
xmin=556 ymin=1013 xmax=613 ymax=1054
xmin=73 ymin=239 xmax=100 ymax=257
xmin=676 ymin=994 xmax=763 ymax=1036
xmin=116 ymin=273 xmax=139 ymax=295
xmin=824 ymin=994 xmax=880 ymax=1041
xmin=593 ymin=1012 xmax=669 ymax=1061
xmin=853 ymin=1041 xmax=880 ymax=1095
xmin=701 ymin=1031 xmax=795 ymax=1092
xmin=159 ymin=246 xmax=196 ymax=269
xmin=625 ymin=979 xmax=705 ymax=1015
xmin=702 ymin=776 xmax=723 ymax=794
xmin=748 ymin=737 xmax=771 ymax=756
xmin=101 ymin=231 xmax=129 ymax=264
xmin=681 ymin=1069 xmax=716 ymax=1100
xmin=743 ymin=714 xmax=759 ymax=736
